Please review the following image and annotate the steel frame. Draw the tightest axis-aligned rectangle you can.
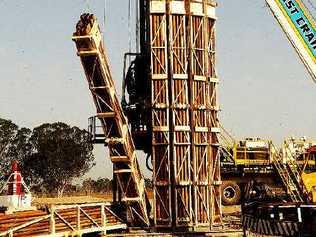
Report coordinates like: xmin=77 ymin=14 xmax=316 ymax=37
xmin=0 ymin=203 xmax=126 ymax=237
xmin=170 ymin=8 xmax=192 ymax=227
xmin=72 ymin=17 xmax=150 ymax=227
xmin=149 ymin=0 xmax=221 ymax=229
xmin=150 ymin=4 xmax=172 ymax=227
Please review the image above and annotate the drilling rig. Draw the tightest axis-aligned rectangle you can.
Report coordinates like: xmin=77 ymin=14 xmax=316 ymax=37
xmin=73 ymin=0 xmax=222 ymax=232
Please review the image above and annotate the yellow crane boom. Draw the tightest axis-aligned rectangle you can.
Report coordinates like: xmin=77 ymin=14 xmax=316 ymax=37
xmin=266 ymin=0 xmax=316 ymax=84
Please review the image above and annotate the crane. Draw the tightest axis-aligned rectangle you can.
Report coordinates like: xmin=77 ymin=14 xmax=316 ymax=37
xmin=266 ymin=0 xmax=316 ymax=84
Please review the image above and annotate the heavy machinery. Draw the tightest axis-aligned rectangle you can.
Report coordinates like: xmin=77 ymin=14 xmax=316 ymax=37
xmin=220 ymin=133 xmax=316 ymax=206
xmin=219 ymin=0 xmax=316 ymax=209
xmin=241 ymin=137 xmax=316 ymax=236
xmin=220 ymin=130 xmax=278 ymax=205
xmin=74 ymin=0 xmax=222 ymax=232
xmin=281 ymin=137 xmax=316 ymax=201
xmin=240 ymin=3 xmax=316 ymax=234
xmin=282 ymin=137 xmax=316 ymax=170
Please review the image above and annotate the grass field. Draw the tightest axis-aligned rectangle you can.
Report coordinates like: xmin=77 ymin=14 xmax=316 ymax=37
xmin=33 ymin=193 xmax=241 ymax=215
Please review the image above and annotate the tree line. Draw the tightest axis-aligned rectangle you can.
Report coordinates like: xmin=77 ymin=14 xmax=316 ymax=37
xmin=0 ymin=118 xmax=95 ymax=197
xmin=0 ymin=118 xmax=154 ymax=197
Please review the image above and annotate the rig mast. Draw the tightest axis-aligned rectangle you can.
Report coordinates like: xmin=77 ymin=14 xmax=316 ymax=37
xmin=75 ymin=0 xmax=222 ymax=231
xmin=129 ymin=0 xmax=222 ymax=229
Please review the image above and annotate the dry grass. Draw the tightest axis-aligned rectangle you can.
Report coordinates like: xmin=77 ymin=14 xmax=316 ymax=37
xmin=33 ymin=193 xmax=112 ymax=206
xmin=33 ymin=192 xmax=240 ymax=215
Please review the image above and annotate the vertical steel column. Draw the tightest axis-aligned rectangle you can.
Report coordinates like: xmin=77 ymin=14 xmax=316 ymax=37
xmin=204 ymin=2 xmax=222 ymax=226
xmin=150 ymin=1 xmax=172 ymax=227
xmin=169 ymin=0 xmax=192 ymax=227
xmin=188 ymin=0 xmax=210 ymax=228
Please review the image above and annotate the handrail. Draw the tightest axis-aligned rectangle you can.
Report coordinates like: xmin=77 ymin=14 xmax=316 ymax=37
xmin=271 ymin=143 xmax=304 ymax=202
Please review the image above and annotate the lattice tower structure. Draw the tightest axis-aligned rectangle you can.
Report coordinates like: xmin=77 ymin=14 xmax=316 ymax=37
xmin=146 ymin=0 xmax=222 ymax=229
xmin=72 ymin=14 xmax=150 ymax=227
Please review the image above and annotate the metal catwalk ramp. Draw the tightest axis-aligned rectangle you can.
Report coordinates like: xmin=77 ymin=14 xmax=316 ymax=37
xmin=0 ymin=203 xmax=126 ymax=236
xmin=72 ymin=14 xmax=150 ymax=226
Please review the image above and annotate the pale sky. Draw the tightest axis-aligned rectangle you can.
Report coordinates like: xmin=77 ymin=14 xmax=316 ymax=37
xmin=0 ymin=1 xmax=315 ymax=179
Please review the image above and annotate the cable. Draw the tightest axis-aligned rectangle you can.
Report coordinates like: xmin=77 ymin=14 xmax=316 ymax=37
xmin=128 ymin=0 xmax=132 ymax=53
xmin=301 ymin=0 xmax=316 ymax=23
xmin=103 ymin=0 xmax=107 ymax=34
xmin=127 ymin=0 xmax=133 ymax=67
xmin=136 ymin=0 xmax=140 ymax=53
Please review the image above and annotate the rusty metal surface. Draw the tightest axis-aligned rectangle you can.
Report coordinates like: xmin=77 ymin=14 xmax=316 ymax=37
xmin=72 ymin=14 xmax=150 ymax=227
xmin=0 ymin=203 xmax=126 ymax=236
xmin=148 ymin=0 xmax=222 ymax=229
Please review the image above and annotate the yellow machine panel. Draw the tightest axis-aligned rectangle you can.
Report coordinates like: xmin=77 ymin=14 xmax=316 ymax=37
xmin=302 ymin=172 xmax=316 ymax=203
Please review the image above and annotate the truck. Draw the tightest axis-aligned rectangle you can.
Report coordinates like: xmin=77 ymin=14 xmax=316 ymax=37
xmin=242 ymin=138 xmax=316 ymax=236
xmin=219 ymin=127 xmax=280 ymax=205
xmin=220 ymin=132 xmax=316 ymax=205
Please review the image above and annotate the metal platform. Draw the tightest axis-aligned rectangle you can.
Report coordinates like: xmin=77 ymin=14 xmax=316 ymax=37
xmin=0 ymin=202 xmax=126 ymax=237
xmin=242 ymin=202 xmax=316 ymax=237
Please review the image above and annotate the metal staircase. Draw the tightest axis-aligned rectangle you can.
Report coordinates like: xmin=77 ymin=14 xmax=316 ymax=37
xmin=72 ymin=14 xmax=150 ymax=226
xmin=271 ymin=144 xmax=305 ymax=202
xmin=218 ymin=123 xmax=236 ymax=165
